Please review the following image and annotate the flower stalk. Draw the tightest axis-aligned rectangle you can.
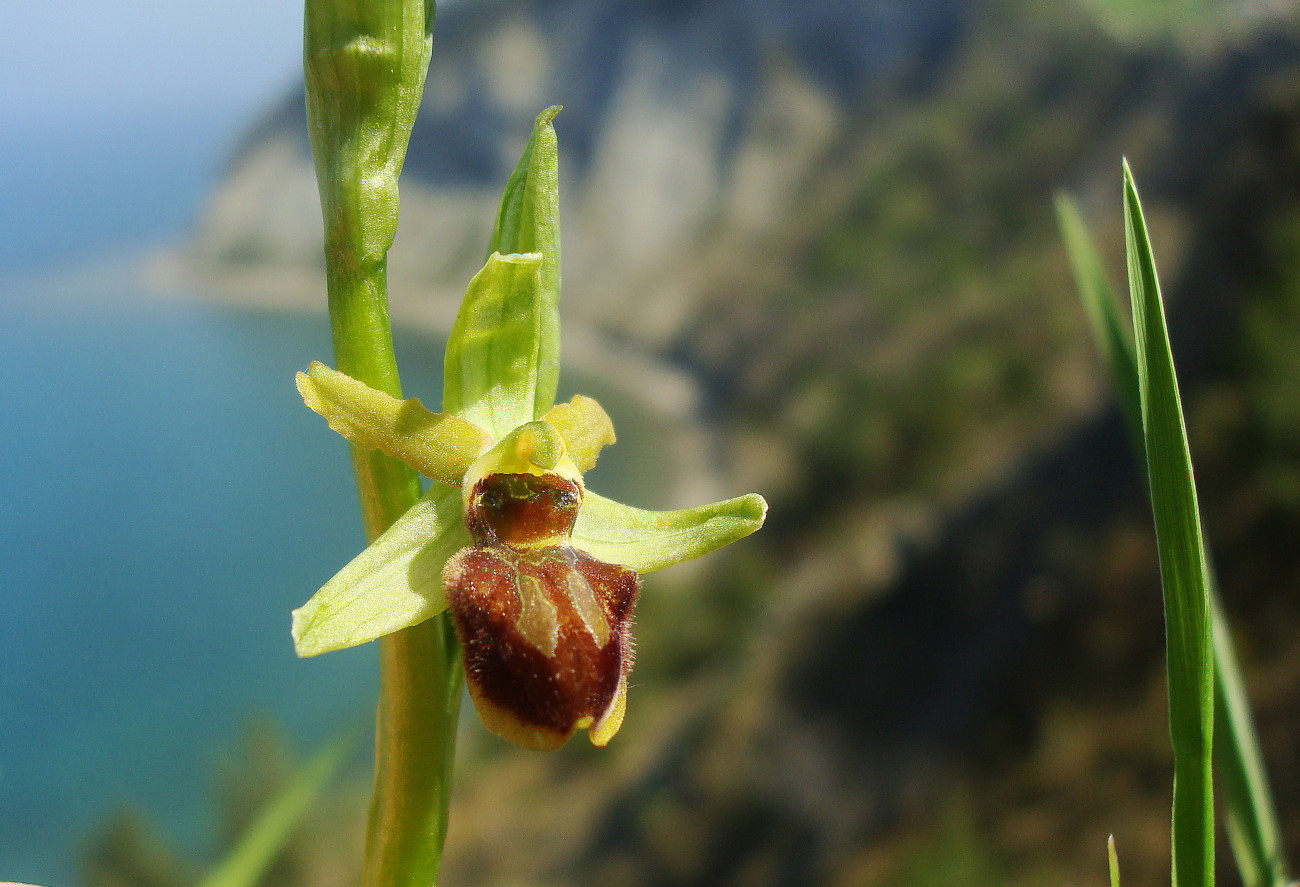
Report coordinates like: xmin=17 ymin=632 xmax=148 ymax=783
xmin=303 ymin=0 xmax=459 ymax=885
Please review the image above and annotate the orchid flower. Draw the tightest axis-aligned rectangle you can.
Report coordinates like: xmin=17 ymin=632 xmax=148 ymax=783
xmin=291 ymin=108 xmax=766 ymax=750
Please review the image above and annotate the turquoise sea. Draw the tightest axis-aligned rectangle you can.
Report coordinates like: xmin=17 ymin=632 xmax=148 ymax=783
xmin=0 ymin=87 xmax=390 ymax=881
xmin=0 ymin=273 xmax=416 ymax=883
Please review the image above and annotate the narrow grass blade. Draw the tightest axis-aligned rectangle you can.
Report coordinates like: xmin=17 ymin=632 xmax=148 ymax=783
xmin=1215 ymin=600 xmax=1290 ymax=887
xmin=1110 ymin=835 xmax=1122 ymax=887
xmin=197 ymin=729 xmax=357 ymax=887
xmin=1061 ymin=186 xmax=1289 ymax=887
xmin=1055 ymin=194 xmax=1142 ymax=439
xmin=1123 ymin=163 xmax=1215 ymax=887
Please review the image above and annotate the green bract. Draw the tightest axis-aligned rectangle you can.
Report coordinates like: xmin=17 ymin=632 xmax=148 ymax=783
xmin=292 ymin=107 xmax=767 ymax=667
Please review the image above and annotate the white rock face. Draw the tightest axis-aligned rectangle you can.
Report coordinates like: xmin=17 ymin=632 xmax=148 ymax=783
xmin=190 ymin=130 xmax=323 ymax=272
xmin=185 ymin=0 xmax=941 ymax=337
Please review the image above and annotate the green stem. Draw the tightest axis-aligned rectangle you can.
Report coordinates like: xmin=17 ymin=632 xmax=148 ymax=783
xmin=326 ymin=263 xmax=424 ymax=537
xmin=366 ymin=615 xmax=462 ymax=887
xmin=327 ymin=262 xmax=463 ymax=887
xmin=304 ymin=0 xmax=460 ymax=883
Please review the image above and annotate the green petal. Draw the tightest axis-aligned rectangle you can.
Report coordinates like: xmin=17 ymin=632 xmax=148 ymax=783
xmin=467 ymin=420 xmax=571 ymax=474
xmin=297 ymin=362 xmax=490 ymax=486
xmin=487 ymin=105 xmax=562 ymax=418
xmin=292 ymin=485 xmax=469 ymax=657
xmin=541 ymin=395 xmax=616 ymax=472
xmin=572 ymin=490 xmax=767 ymax=574
xmin=442 ymin=251 xmax=549 ymax=438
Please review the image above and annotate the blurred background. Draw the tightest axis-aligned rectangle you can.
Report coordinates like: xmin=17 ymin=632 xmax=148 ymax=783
xmin=3 ymin=0 xmax=1300 ymax=885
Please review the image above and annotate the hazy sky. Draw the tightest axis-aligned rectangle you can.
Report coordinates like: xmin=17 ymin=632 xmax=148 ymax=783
xmin=1 ymin=3 xmax=306 ymax=272
xmin=4 ymin=2 xmax=303 ymax=121
xmin=1 ymin=0 xmax=475 ymax=273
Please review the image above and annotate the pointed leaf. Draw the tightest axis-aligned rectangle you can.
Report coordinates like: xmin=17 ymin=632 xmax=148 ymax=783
xmin=573 ymin=490 xmax=767 ymax=574
xmin=1061 ymin=186 xmax=1290 ymax=887
xmin=488 ymin=105 xmax=563 ymax=418
xmin=292 ymin=485 xmax=469 ymax=657
xmin=297 ymin=362 xmax=490 ymax=486
xmin=1109 ymin=835 xmax=1122 ymax=887
xmin=541 ymin=395 xmax=616 ymax=472
xmin=442 ymin=251 xmax=548 ymax=438
xmin=1124 ymin=162 xmax=1215 ymax=887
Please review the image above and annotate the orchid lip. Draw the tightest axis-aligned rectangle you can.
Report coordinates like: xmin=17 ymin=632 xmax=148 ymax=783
xmin=443 ymin=541 xmax=639 ymax=750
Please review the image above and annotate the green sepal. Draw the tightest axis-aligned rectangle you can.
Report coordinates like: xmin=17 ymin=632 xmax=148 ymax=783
xmin=443 ymin=251 xmax=550 ymax=439
xmin=297 ymin=361 xmax=491 ymax=486
xmin=292 ymin=485 xmax=468 ymax=657
xmin=573 ymin=490 xmax=768 ymax=574
xmin=488 ymin=105 xmax=562 ymax=419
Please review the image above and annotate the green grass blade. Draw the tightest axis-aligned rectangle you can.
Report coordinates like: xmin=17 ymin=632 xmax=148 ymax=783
xmin=1123 ymin=162 xmax=1215 ymax=887
xmin=1214 ymin=600 xmax=1290 ymax=887
xmin=1055 ymin=194 xmax=1143 ymax=441
xmin=1060 ymin=190 xmax=1291 ymax=887
xmin=197 ymin=729 xmax=357 ymax=887
xmin=1110 ymin=835 xmax=1122 ymax=887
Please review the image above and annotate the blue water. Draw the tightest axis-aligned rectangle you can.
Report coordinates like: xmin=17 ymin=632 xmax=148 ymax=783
xmin=0 ymin=275 xmax=460 ymax=884
xmin=0 ymin=105 xmax=250 ymax=276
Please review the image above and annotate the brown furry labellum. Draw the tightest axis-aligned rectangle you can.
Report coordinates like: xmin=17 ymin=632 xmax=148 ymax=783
xmin=443 ymin=472 xmax=639 ymax=750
